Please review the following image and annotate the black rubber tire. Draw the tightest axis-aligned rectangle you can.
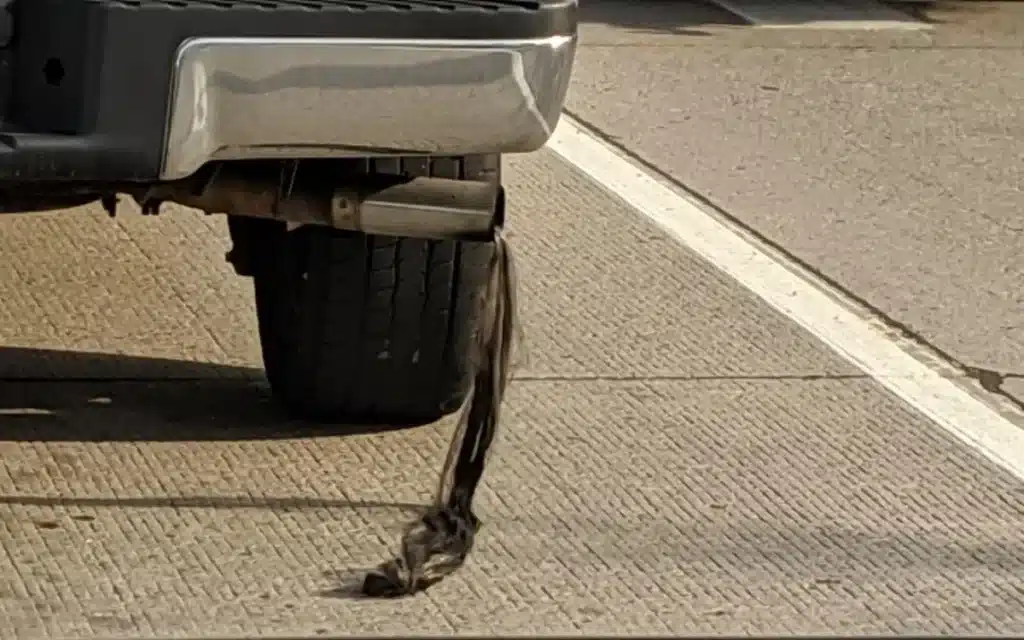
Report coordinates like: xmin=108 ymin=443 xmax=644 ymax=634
xmin=251 ymin=155 xmax=499 ymax=425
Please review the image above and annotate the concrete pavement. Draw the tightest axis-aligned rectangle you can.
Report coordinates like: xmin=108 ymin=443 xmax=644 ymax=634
xmin=2 ymin=2 xmax=1024 ymax=636
xmin=1 ymin=150 xmax=1023 ymax=636
xmin=572 ymin=0 xmax=1024 ymax=400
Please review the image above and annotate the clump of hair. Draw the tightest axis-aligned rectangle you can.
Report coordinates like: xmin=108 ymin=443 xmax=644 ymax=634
xmin=361 ymin=229 xmax=518 ymax=598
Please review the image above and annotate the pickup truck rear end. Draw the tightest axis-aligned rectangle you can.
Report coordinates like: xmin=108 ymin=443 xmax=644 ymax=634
xmin=0 ymin=0 xmax=578 ymax=424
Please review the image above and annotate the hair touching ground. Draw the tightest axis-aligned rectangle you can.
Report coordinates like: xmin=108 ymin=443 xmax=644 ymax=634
xmin=361 ymin=228 xmax=519 ymax=597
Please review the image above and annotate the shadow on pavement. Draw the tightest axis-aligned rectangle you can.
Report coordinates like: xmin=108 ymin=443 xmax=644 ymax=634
xmin=0 ymin=346 xmax=419 ymax=442
xmin=579 ymin=0 xmax=978 ymax=33
xmin=580 ymin=0 xmax=743 ymax=35
xmin=888 ymin=0 xmax=997 ymax=26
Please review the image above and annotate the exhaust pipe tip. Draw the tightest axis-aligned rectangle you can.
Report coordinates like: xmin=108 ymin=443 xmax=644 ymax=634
xmin=346 ymin=176 xmax=500 ymax=241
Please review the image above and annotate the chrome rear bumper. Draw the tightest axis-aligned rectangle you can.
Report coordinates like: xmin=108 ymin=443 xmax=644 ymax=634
xmin=162 ymin=35 xmax=578 ymax=180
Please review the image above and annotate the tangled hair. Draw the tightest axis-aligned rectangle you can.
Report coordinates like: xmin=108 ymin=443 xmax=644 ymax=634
xmin=361 ymin=229 xmax=519 ymax=598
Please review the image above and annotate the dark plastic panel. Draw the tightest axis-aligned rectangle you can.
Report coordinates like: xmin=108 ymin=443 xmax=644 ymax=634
xmin=0 ymin=0 xmax=576 ymax=181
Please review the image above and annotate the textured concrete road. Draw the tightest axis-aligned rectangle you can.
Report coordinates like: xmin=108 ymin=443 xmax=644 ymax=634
xmin=2 ymin=2 xmax=1024 ymax=637
xmin=1 ymin=151 xmax=1023 ymax=637
xmin=572 ymin=0 xmax=1024 ymax=401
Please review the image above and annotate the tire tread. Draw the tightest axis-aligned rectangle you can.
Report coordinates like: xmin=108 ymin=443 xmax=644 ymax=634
xmin=255 ymin=154 xmax=498 ymax=424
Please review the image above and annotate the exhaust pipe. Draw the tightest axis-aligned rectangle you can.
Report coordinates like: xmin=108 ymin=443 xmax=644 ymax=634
xmin=329 ymin=175 xmax=502 ymax=241
xmin=128 ymin=163 xmax=502 ymax=241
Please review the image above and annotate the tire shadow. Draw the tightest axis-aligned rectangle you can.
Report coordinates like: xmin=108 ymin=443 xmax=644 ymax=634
xmin=0 ymin=347 xmax=440 ymax=604
xmin=0 ymin=346 xmax=417 ymax=442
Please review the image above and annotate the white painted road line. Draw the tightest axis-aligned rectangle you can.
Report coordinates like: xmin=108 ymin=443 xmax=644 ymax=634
xmin=712 ymin=0 xmax=931 ymax=30
xmin=546 ymin=114 xmax=1024 ymax=482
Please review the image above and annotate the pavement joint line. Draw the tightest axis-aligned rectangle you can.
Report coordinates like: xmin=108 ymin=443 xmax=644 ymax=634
xmin=517 ymin=374 xmax=868 ymax=380
xmin=0 ymin=376 xmax=262 ymax=382
xmin=0 ymin=373 xmax=968 ymax=383
xmin=545 ymin=112 xmax=1024 ymax=484
xmin=513 ymin=373 xmax=926 ymax=382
